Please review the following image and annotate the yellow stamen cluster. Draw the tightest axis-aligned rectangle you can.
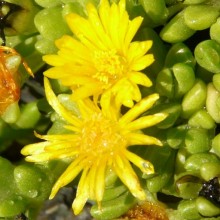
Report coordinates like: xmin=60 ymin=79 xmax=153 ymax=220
xmin=92 ymin=49 xmax=126 ymax=86
xmin=21 ymin=0 xmax=167 ymax=216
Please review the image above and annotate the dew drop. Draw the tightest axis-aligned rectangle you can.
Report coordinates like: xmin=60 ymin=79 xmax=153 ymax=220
xmin=28 ymin=189 xmax=38 ymax=198
xmin=143 ymin=162 xmax=150 ymax=169
xmin=17 ymin=196 xmax=23 ymax=201
xmin=9 ymin=200 xmax=14 ymax=205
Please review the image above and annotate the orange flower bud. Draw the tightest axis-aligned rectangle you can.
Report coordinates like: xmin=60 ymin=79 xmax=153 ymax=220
xmin=0 ymin=46 xmax=33 ymax=114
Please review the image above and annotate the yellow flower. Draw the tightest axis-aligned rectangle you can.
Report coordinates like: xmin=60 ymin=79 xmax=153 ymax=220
xmin=21 ymin=77 xmax=167 ymax=215
xmin=43 ymin=0 xmax=154 ymax=108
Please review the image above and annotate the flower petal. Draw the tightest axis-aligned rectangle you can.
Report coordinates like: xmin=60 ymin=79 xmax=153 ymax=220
xmin=124 ymin=16 xmax=143 ymax=50
xmin=126 ymin=113 xmax=168 ymax=130
xmin=43 ymin=55 xmax=66 ymax=66
xmin=72 ymin=167 xmax=90 ymax=215
xmin=113 ymin=78 xmax=141 ymax=108
xmin=44 ymin=77 xmax=81 ymax=126
xmin=118 ymin=5 xmax=129 ymax=52
xmin=127 ymin=41 xmax=153 ymax=63
xmin=128 ymin=71 xmax=152 ymax=87
xmin=130 ymin=54 xmax=155 ymax=71
xmin=25 ymin=148 xmax=78 ymax=162
xmin=50 ymin=155 xmax=86 ymax=199
xmin=60 ymin=75 xmax=97 ymax=86
xmin=34 ymin=132 xmax=78 ymax=142
xmin=71 ymin=85 xmax=103 ymax=101
xmin=87 ymin=3 xmax=113 ymax=49
xmin=124 ymin=150 xmax=154 ymax=174
xmin=66 ymin=13 xmax=105 ymax=50
xmin=125 ymin=132 xmax=163 ymax=146
xmin=77 ymin=98 xmax=100 ymax=118
xmin=88 ymin=162 xmax=98 ymax=200
xmin=95 ymin=156 xmax=107 ymax=202
xmin=109 ymin=2 xmax=120 ymax=49
xmin=21 ymin=141 xmax=51 ymax=156
xmin=119 ymin=93 xmax=160 ymax=124
xmin=100 ymin=90 xmax=120 ymax=120
xmin=99 ymin=0 xmax=111 ymax=34
xmin=55 ymin=35 xmax=90 ymax=60
xmin=113 ymin=153 xmax=146 ymax=200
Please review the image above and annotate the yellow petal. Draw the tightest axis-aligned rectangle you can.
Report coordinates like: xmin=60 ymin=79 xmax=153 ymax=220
xmin=72 ymin=167 xmax=90 ymax=215
xmin=25 ymin=148 xmax=78 ymax=162
xmin=43 ymin=67 xmax=69 ymax=79
xmin=127 ymin=41 xmax=153 ymax=63
xmin=43 ymin=55 xmax=66 ymax=67
xmin=109 ymin=2 xmax=120 ymax=49
xmin=100 ymin=90 xmax=120 ymax=120
xmin=126 ymin=113 xmax=168 ymax=130
xmin=34 ymin=132 xmax=78 ymax=142
xmin=113 ymin=153 xmax=146 ymax=200
xmin=118 ymin=0 xmax=126 ymax=16
xmin=95 ymin=156 xmax=107 ymax=202
xmin=113 ymin=79 xmax=141 ymax=108
xmin=125 ymin=132 xmax=163 ymax=146
xmin=21 ymin=142 xmax=50 ymax=156
xmin=99 ymin=0 xmax=111 ymax=34
xmin=57 ymin=49 xmax=92 ymax=66
xmin=124 ymin=16 xmax=143 ymax=50
xmin=44 ymin=142 xmax=78 ymax=151
xmin=50 ymin=156 xmax=86 ymax=199
xmin=61 ymin=75 xmax=98 ymax=86
xmin=44 ymin=63 xmax=96 ymax=79
xmin=118 ymin=0 xmax=128 ymax=51
xmin=71 ymin=85 xmax=103 ymax=101
xmin=77 ymin=98 xmax=100 ymax=119
xmin=124 ymin=150 xmax=154 ymax=175
xmin=131 ymin=54 xmax=155 ymax=71
xmin=55 ymin=35 xmax=90 ymax=60
xmin=88 ymin=162 xmax=98 ymax=200
xmin=119 ymin=93 xmax=160 ymax=124
xmin=128 ymin=71 xmax=152 ymax=87
xmin=44 ymin=77 xmax=81 ymax=126
xmin=66 ymin=13 xmax=106 ymax=50
xmin=87 ymin=3 xmax=113 ymax=49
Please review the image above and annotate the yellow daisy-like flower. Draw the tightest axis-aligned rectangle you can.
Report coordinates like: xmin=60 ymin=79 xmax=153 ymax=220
xmin=43 ymin=0 xmax=154 ymax=108
xmin=21 ymin=78 xmax=167 ymax=215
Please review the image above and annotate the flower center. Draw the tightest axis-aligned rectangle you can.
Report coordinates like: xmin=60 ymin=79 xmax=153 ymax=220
xmin=80 ymin=113 xmax=125 ymax=155
xmin=92 ymin=49 xmax=126 ymax=87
